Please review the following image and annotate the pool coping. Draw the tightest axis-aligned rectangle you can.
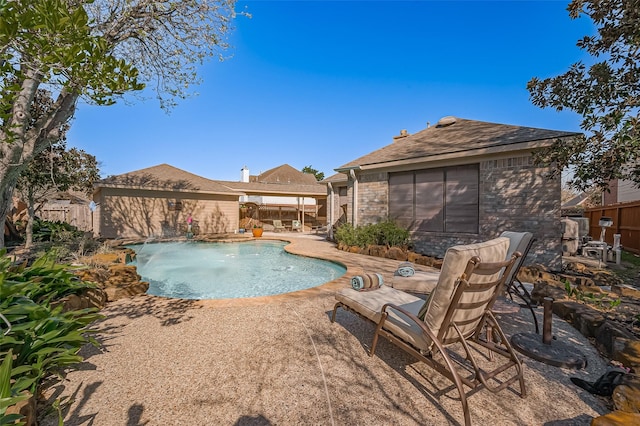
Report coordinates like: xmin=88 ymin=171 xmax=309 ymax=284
xmin=118 ymin=232 xmax=423 ymax=309
xmin=118 ymin=232 xmax=399 ymax=308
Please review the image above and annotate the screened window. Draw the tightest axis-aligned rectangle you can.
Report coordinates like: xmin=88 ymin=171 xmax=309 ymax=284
xmin=389 ymin=164 xmax=479 ymax=233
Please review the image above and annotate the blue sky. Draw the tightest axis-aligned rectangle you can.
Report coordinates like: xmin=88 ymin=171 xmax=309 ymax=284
xmin=67 ymin=0 xmax=595 ymax=181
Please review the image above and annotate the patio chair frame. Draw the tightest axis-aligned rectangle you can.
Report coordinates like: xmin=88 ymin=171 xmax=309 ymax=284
xmin=504 ymin=237 xmax=539 ymax=333
xmin=340 ymin=255 xmax=526 ymax=426
xmin=272 ymin=219 xmax=286 ymax=232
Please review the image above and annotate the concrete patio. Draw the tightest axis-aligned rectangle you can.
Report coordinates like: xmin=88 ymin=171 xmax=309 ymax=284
xmin=41 ymin=234 xmax=610 ymax=425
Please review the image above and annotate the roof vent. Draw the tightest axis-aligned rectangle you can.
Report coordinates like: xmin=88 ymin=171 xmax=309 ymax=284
xmin=436 ymin=116 xmax=457 ymax=127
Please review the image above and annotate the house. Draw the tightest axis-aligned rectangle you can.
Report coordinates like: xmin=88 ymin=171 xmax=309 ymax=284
xmin=92 ymin=163 xmax=327 ymax=239
xmin=330 ymin=116 xmax=581 ymax=269
xmin=93 ymin=164 xmax=242 ymax=238
xmin=603 ymin=178 xmax=640 ymax=205
xmin=220 ymin=164 xmax=327 ymax=229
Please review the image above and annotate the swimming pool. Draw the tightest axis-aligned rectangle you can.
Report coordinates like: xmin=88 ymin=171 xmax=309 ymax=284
xmin=126 ymin=240 xmax=346 ymax=300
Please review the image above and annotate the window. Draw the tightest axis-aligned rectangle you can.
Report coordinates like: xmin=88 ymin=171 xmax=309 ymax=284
xmin=168 ymin=200 xmax=183 ymax=211
xmin=389 ymin=164 xmax=479 ymax=233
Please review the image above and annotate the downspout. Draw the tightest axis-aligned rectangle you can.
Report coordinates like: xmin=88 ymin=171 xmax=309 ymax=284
xmin=327 ymin=182 xmax=334 ymax=239
xmin=349 ymin=169 xmax=358 ymax=227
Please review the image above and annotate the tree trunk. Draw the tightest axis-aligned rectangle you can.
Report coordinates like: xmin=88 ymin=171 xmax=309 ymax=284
xmin=25 ymin=193 xmax=35 ymax=249
xmin=0 ymin=76 xmax=78 ymax=248
xmin=0 ymin=183 xmax=15 ymax=248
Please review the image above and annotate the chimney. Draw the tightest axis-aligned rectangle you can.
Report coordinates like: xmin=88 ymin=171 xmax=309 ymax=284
xmin=240 ymin=165 xmax=250 ymax=182
xmin=393 ymin=129 xmax=409 ymax=142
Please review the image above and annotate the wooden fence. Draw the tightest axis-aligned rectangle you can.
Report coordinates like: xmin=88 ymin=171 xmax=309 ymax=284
xmin=584 ymin=200 xmax=640 ymax=254
xmin=39 ymin=202 xmax=93 ymax=232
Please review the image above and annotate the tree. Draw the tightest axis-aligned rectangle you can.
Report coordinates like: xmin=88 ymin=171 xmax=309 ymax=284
xmin=16 ymin=143 xmax=100 ymax=248
xmin=0 ymin=0 xmax=240 ymax=247
xmin=527 ymin=0 xmax=640 ymax=191
xmin=302 ymin=165 xmax=325 ymax=181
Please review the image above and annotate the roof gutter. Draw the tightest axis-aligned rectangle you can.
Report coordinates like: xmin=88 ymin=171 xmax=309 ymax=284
xmin=357 ymin=138 xmax=564 ymax=171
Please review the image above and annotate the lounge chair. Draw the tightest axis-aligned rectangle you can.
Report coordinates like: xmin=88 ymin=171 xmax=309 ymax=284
xmin=291 ymin=220 xmax=302 ymax=232
xmin=498 ymin=231 xmax=538 ymax=333
xmin=390 ymin=231 xmax=538 ymax=332
xmin=331 ymin=237 xmax=525 ymax=426
xmin=272 ymin=220 xmax=286 ymax=232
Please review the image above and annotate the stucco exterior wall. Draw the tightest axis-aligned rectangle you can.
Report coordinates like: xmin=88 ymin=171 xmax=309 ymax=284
xmin=349 ymin=153 xmax=562 ymax=270
xmin=95 ymin=188 xmax=239 ymax=239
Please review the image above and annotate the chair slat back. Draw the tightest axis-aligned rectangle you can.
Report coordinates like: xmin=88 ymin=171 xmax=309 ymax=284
xmin=499 ymin=231 xmax=534 ymax=288
xmin=439 ymin=254 xmax=519 ymax=345
xmin=421 ymin=237 xmax=510 ymax=340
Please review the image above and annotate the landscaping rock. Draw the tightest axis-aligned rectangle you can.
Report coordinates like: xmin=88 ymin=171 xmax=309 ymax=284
xmin=89 ymin=248 xmax=136 ymax=265
xmin=577 ymin=310 xmax=608 ymax=338
xmin=369 ymin=245 xmax=387 ymax=258
xmin=612 ymin=374 xmax=640 ymax=413
xmin=591 ymin=410 xmax=640 ymax=425
xmin=385 ymin=246 xmax=408 ymax=261
xmin=593 ymin=270 xmax=625 ymax=287
xmin=613 ymin=338 xmax=640 ymax=371
xmin=531 ymin=280 xmax=567 ymax=303
xmin=518 ymin=264 xmax=550 ymax=284
xmin=104 ymin=281 xmax=149 ymax=301
xmin=75 ymin=259 xmax=149 ymax=302
xmin=577 ymin=283 xmax=604 ymax=294
xmin=53 ymin=287 xmax=108 ymax=312
xmin=5 ymin=391 xmax=35 ymax=426
xmin=596 ymin=321 xmax=637 ymax=360
xmin=565 ymin=262 xmax=590 ymax=275
xmin=612 ymin=284 xmax=640 ymax=301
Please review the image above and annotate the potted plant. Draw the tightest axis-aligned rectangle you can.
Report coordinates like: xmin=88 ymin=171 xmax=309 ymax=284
xmin=252 ymin=224 xmax=263 ymax=237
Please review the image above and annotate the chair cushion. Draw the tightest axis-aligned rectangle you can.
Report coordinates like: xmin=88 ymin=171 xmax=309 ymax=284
xmin=335 ymin=285 xmax=422 ymax=323
xmin=335 ymin=286 xmax=430 ymax=350
xmin=499 ymin=231 xmax=533 ymax=284
xmin=421 ymin=237 xmax=510 ymax=341
xmin=391 ymin=270 xmax=440 ymax=294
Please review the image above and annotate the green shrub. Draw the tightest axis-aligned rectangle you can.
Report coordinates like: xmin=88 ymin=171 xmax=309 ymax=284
xmin=32 ymin=219 xmax=84 ymax=243
xmin=334 ymin=220 xmax=410 ymax=248
xmin=0 ymin=348 xmax=30 ymax=425
xmin=0 ymin=250 xmax=102 ymax=411
xmin=335 ymin=223 xmax=358 ymax=246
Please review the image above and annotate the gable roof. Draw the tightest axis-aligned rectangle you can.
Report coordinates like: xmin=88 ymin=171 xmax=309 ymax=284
xmin=97 ymin=164 xmax=239 ymax=195
xmin=322 ymin=173 xmax=348 ymax=184
xmin=337 ymin=117 xmax=581 ymax=171
xmin=251 ymin=164 xmax=318 ymax=185
xmin=218 ymin=180 xmax=326 ymax=197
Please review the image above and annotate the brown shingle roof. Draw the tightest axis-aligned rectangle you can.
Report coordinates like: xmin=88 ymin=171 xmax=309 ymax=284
xmin=322 ymin=173 xmax=348 ymax=184
xmin=252 ymin=164 xmax=319 ymax=185
xmin=98 ymin=164 xmax=239 ymax=195
xmin=337 ymin=117 xmax=581 ymax=170
xmin=218 ymin=180 xmax=326 ymax=197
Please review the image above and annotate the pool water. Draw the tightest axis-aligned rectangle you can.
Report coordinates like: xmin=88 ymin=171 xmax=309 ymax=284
xmin=126 ymin=240 xmax=346 ymax=300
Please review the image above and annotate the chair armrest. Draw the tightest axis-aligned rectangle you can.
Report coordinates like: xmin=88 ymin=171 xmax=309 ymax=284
xmin=380 ymin=303 xmax=435 ymax=338
xmin=379 ymin=303 xmax=443 ymax=354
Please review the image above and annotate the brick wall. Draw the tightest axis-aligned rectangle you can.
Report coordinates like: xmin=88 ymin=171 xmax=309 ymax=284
xmin=357 ymin=172 xmax=389 ymax=225
xmin=351 ymin=154 xmax=562 ymax=270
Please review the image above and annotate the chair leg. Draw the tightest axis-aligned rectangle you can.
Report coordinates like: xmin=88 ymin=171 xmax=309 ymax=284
xmin=370 ymin=313 xmax=386 ymax=357
xmin=330 ymin=302 xmax=342 ymax=323
xmin=511 ymin=279 xmax=539 ymax=334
